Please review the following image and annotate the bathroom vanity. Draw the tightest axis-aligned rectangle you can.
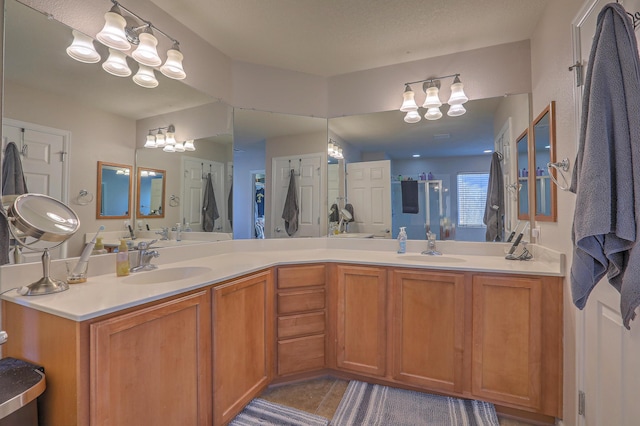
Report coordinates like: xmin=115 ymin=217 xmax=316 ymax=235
xmin=0 ymin=240 xmax=564 ymax=425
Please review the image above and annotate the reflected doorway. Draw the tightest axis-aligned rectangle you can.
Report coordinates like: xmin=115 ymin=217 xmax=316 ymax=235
xmin=252 ymin=171 xmax=265 ymax=239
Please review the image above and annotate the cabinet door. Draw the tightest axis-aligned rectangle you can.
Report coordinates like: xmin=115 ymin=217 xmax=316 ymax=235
xmin=472 ymin=275 xmax=542 ymax=410
xmin=90 ymin=291 xmax=212 ymax=426
xmin=335 ymin=264 xmax=387 ymax=376
xmin=391 ymin=269 xmax=465 ymax=393
xmin=213 ymin=270 xmax=274 ymax=425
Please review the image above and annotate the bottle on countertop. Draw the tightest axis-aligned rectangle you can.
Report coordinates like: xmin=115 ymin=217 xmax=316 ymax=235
xmin=427 ymin=172 xmax=434 ymax=180
xmin=92 ymin=237 xmax=108 ymax=255
xmin=397 ymin=227 xmax=407 ymax=254
xmin=116 ymin=239 xmax=130 ymax=276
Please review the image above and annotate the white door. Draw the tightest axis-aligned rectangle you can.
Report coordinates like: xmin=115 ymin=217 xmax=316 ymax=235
xmin=182 ymin=158 xmax=226 ymax=232
xmin=572 ymin=1 xmax=640 ymax=425
xmin=346 ymin=160 xmax=391 ymax=238
xmin=2 ymin=119 xmax=69 ymax=261
xmin=271 ymin=154 xmax=321 ymax=238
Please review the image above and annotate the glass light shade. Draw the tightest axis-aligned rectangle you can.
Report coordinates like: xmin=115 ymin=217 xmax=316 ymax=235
xmin=133 ymin=65 xmax=159 ymax=88
xmin=447 ymin=103 xmax=467 ymax=117
xmin=424 ymin=107 xmax=443 ymax=120
xmin=399 ymin=86 xmax=419 ymax=112
xmin=102 ymin=49 xmax=131 ymax=77
xmin=160 ymin=47 xmax=186 ymax=80
xmin=165 ymin=130 xmax=176 ymax=146
xmin=423 ymin=85 xmax=442 ymax=109
xmin=96 ymin=7 xmax=131 ymax=51
xmin=162 ymin=144 xmax=176 ymax=153
xmin=66 ymin=30 xmax=101 ymax=63
xmin=184 ymin=140 xmax=196 ymax=151
xmin=132 ymin=31 xmax=162 ymax=67
xmin=144 ymin=133 xmax=157 ymax=148
xmin=174 ymin=141 xmax=185 ymax=152
xmin=404 ymin=111 xmax=421 ymax=123
xmin=155 ymin=131 xmax=166 ymax=147
xmin=448 ymin=76 xmax=468 ymax=105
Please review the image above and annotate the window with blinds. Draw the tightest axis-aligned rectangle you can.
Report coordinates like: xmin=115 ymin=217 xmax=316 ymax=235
xmin=457 ymin=173 xmax=489 ymax=227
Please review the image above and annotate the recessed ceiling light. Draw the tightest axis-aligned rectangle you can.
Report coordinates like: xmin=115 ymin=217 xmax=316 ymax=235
xmin=483 ymin=150 xmax=492 ymax=153
xmin=412 ymin=154 xmax=420 ymax=158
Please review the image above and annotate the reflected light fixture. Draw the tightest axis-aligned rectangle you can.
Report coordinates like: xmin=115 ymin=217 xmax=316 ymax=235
xmin=67 ymin=0 xmax=187 ymax=88
xmin=399 ymin=74 xmax=468 ymax=123
xmin=66 ymin=30 xmax=101 ymax=63
xmin=328 ymin=139 xmax=344 ymax=160
xmin=144 ymin=125 xmax=193 ymax=153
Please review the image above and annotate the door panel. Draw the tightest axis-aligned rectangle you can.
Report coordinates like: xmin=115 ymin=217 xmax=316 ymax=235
xmin=346 ymin=160 xmax=391 ymax=238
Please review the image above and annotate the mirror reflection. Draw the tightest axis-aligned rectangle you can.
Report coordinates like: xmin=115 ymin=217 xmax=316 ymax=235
xmin=97 ymin=162 xmax=132 ymax=219
xmin=328 ymin=94 xmax=530 ymax=242
xmin=3 ymin=0 xmax=230 ymax=257
xmin=516 ymin=129 xmax=530 ymax=220
xmin=136 ymin=168 xmax=165 ymax=218
xmin=532 ymin=101 xmax=557 ymax=221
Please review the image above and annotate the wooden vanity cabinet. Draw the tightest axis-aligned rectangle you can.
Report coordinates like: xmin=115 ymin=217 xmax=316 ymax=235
xmin=471 ymin=273 xmax=562 ymax=418
xmin=90 ymin=291 xmax=212 ymax=425
xmin=212 ymin=270 xmax=274 ymax=426
xmin=275 ymin=264 xmax=327 ymax=377
xmin=334 ymin=264 xmax=387 ymax=376
xmin=390 ymin=269 xmax=465 ymax=394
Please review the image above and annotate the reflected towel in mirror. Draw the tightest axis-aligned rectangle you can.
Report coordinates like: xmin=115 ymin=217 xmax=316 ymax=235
xmin=483 ymin=152 xmax=504 ymax=241
xmin=282 ymin=169 xmax=299 ymax=236
xmin=400 ymin=180 xmax=419 ymax=214
xmin=0 ymin=142 xmax=29 ymax=265
xmin=203 ymin=172 xmax=219 ymax=232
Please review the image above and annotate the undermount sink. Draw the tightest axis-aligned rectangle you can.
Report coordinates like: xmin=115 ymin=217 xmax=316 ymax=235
xmin=332 ymin=233 xmax=374 ymax=238
xmin=398 ymin=255 xmax=467 ymax=264
xmin=122 ymin=266 xmax=212 ymax=285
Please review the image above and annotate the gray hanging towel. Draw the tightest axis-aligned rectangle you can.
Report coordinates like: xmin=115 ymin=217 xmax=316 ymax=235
xmin=0 ymin=142 xmax=29 ymax=265
xmin=282 ymin=169 xmax=299 ymax=236
xmin=344 ymin=203 xmax=355 ymax=222
xmin=569 ymin=3 xmax=640 ymax=329
xmin=400 ymin=180 xmax=419 ymax=214
xmin=202 ymin=173 xmax=219 ymax=232
xmin=329 ymin=203 xmax=339 ymax=222
xmin=483 ymin=152 xmax=504 ymax=241
xmin=228 ymin=184 xmax=233 ymax=227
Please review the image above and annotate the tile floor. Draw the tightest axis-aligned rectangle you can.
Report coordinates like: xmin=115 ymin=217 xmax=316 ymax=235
xmin=260 ymin=376 xmax=540 ymax=425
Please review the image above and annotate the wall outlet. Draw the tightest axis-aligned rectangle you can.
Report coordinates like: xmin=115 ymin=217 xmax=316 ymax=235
xmin=531 ymin=226 xmax=541 ymax=240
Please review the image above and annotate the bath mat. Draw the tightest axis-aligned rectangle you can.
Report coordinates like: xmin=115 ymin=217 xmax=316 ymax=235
xmin=331 ymin=380 xmax=499 ymax=426
xmin=229 ymin=398 xmax=329 ymax=426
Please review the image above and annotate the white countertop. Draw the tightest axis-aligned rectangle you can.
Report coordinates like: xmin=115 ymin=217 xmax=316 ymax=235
xmin=0 ymin=238 xmax=565 ymax=322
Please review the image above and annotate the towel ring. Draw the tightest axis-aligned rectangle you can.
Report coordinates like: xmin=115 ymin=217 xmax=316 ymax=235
xmin=76 ymin=189 xmax=94 ymax=205
xmin=547 ymin=158 xmax=571 ymax=191
xmin=169 ymin=195 xmax=180 ymax=207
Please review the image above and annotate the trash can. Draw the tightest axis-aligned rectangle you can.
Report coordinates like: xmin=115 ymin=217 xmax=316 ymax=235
xmin=0 ymin=358 xmax=46 ymax=426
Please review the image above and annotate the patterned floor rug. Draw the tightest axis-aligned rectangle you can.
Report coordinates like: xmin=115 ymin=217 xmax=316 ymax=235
xmin=332 ymin=380 xmax=500 ymax=426
xmin=229 ymin=398 xmax=330 ymax=426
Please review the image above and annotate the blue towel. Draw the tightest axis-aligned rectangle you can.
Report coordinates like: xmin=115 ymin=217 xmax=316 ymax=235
xmin=483 ymin=152 xmax=504 ymax=241
xmin=282 ymin=169 xmax=299 ymax=236
xmin=570 ymin=3 xmax=640 ymax=329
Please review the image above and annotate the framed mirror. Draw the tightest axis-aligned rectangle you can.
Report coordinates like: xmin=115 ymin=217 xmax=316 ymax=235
xmin=97 ymin=161 xmax=132 ymax=219
xmin=516 ymin=129 xmax=530 ymax=220
xmin=136 ymin=168 xmax=166 ymax=219
xmin=532 ymin=101 xmax=557 ymax=221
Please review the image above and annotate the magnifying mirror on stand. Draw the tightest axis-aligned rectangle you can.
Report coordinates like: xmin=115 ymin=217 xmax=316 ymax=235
xmin=3 ymin=193 xmax=80 ymax=296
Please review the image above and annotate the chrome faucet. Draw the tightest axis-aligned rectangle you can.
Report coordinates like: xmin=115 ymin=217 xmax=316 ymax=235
xmin=421 ymin=231 xmax=442 ymax=256
xmin=131 ymin=240 xmax=160 ymax=272
xmin=156 ymin=227 xmax=169 ymax=240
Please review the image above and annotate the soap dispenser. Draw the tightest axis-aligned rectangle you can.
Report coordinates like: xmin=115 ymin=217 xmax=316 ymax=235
xmin=92 ymin=237 xmax=108 ymax=255
xmin=397 ymin=227 xmax=407 ymax=254
xmin=116 ymin=239 xmax=130 ymax=276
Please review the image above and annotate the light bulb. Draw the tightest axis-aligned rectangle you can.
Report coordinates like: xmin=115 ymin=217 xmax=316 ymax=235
xmin=447 ymin=104 xmax=466 ymax=117
xmin=448 ymin=76 xmax=468 ymax=105
xmin=155 ymin=130 xmax=166 ymax=147
xmin=184 ymin=140 xmax=196 ymax=151
xmin=160 ymin=45 xmax=186 ymax=80
xmin=96 ymin=6 xmax=131 ymax=51
xmin=174 ymin=141 xmax=185 ymax=152
xmin=424 ymin=107 xmax=443 ymax=120
xmin=144 ymin=132 xmax=156 ymax=148
xmin=133 ymin=65 xmax=159 ymax=88
xmin=423 ymin=83 xmax=442 ymax=109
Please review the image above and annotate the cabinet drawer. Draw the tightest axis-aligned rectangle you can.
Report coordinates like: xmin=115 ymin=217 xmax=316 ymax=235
xmin=277 ymin=334 xmax=325 ymax=376
xmin=277 ymin=265 xmax=326 ymax=289
xmin=278 ymin=312 xmax=325 ymax=339
xmin=278 ymin=289 xmax=325 ymax=315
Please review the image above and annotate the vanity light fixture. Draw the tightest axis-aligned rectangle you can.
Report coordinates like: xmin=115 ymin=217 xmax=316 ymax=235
xmin=68 ymin=0 xmax=187 ymax=88
xmin=399 ymin=74 xmax=468 ymax=123
xmin=144 ymin=125 xmax=193 ymax=153
xmin=328 ymin=139 xmax=344 ymax=160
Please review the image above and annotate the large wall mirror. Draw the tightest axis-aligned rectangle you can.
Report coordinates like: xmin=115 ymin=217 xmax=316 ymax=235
xmin=328 ymin=93 xmax=530 ymax=242
xmin=532 ymin=101 xmax=557 ymax=222
xmin=3 ymin=0 xmax=232 ymax=258
xmin=516 ymin=129 xmax=530 ymax=220
xmin=97 ymin=161 xmax=132 ymax=219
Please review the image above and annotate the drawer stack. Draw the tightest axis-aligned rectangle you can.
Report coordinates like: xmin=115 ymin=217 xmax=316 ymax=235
xmin=275 ymin=264 xmax=327 ymax=376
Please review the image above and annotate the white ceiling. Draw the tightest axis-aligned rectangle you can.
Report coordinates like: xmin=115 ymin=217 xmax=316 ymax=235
xmin=151 ymin=0 xmax=550 ymax=77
